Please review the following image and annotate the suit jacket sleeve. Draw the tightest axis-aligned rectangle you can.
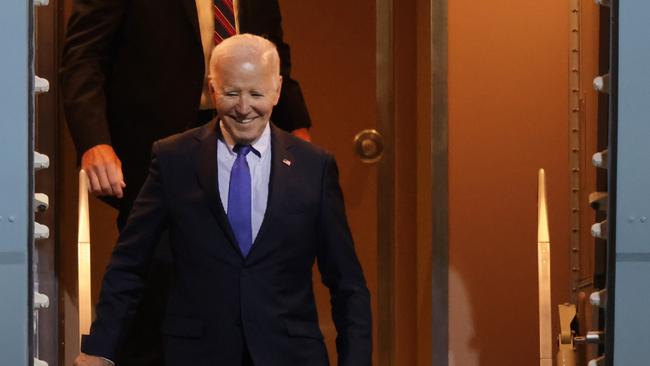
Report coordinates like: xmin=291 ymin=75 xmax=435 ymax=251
xmin=316 ymin=154 xmax=372 ymax=365
xmin=81 ymin=142 xmax=169 ymax=360
xmin=60 ymin=0 xmax=127 ymax=156
xmin=249 ymin=0 xmax=312 ymax=132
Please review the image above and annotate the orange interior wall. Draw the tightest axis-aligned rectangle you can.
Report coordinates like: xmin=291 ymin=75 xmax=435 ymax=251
xmin=448 ymin=2 xmax=573 ymax=364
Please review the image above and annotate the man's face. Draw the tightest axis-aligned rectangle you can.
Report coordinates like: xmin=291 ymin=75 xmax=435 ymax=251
xmin=211 ymin=55 xmax=282 ymax=145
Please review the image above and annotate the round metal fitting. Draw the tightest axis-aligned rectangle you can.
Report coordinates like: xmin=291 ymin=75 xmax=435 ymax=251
xmin=353 ymin=129 xmax=384 ymax=164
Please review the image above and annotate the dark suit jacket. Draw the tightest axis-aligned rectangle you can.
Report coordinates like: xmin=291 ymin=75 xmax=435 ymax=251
xmin=81 ymin=122 xmax=372 ymax=366
xmin=60 ymin=0 xmax=311 ymax=214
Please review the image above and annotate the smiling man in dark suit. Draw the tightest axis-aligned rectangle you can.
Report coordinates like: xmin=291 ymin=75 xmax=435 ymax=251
xmin=73 ymin=34 xmax=372 ymax=366
xmin=61 ymin=1 xmax=313 ymax=364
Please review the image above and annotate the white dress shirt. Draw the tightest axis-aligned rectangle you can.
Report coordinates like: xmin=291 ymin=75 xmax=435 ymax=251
xmin=217 ymin=121 xmax=271 ymax=242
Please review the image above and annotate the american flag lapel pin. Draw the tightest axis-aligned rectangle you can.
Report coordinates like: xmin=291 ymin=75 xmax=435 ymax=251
xmin=282 ymin=158 xmax=292 ymax=166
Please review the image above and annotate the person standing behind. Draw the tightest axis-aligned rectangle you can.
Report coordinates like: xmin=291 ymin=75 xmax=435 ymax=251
xmin=73 ymin=34 xmax=371 ymax=366
xmin=61 ymin=0 xmax=311 ymax=226
xmin=61 ymin=1 xmax=312 ymax=365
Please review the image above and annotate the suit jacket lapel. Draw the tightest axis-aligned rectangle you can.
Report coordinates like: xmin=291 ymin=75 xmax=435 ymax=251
xmin=237 ymin=0 xmax=257 ymax=34
xmin=194 ymin=120 xmax=242 ymax=257
xmin=234 ymin=0 xmax=243 ymax=27
xmin=180 ymin=0 xmax=202 ymax=42
xmin=247 ymin=124 xmax=295 ymax=260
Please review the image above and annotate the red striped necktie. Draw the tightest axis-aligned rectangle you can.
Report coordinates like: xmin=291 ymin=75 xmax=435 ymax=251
xmin=214 ymin=0 xmax=236 ymax=44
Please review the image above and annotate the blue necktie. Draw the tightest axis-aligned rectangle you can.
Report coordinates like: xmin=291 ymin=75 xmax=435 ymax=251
xmin=228 ymin=145 xmax=253 ymax=257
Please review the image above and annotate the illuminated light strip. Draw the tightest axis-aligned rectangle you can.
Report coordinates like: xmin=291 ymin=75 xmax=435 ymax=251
xmin=537 ymin=169 xmax=553 ymax=366
xmin=78 ymin=170 xmax=92 ymax=338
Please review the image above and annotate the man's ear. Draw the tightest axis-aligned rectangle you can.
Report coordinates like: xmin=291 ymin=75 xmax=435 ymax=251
xmin=273 ymin=75 xmax=283 ymax=105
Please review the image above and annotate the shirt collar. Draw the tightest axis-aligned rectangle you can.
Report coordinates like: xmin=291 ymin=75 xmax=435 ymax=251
xmin=219 ymin=121 xmax=271 ymax=158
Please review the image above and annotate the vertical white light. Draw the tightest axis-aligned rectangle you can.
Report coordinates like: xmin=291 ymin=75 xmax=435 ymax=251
xmin=537 ymin=169 xmax=552 ymax=366
xmin=77 ymin=170 xmax=92 ymax=338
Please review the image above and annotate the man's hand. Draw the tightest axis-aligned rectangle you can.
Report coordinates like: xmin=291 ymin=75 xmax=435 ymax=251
xmin=291 ymin=127 xmax=311 ymax=142
xmin=81 ymin=144 xmax=126 ymax=198
xmin=73 ymin=353 xmax=113 ymax=366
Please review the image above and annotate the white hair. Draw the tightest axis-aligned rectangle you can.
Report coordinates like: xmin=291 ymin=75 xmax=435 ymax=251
xmin=208 ymin=34 xmax=281 ymax=84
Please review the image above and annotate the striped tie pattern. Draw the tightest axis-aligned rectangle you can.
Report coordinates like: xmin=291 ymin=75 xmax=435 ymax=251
xmin=214 ymin=0 xmax=236 ymax=44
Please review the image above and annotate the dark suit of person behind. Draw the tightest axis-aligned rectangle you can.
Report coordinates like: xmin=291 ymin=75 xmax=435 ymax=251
xmin=74 ymin=35 xmax=371 ymax=366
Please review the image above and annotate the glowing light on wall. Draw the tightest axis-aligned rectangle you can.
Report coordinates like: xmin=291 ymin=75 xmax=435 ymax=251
xmin=537 ymin=169 xmax=552 ymax=366
xmin=78 ymin=170 xmax=92 ymax=338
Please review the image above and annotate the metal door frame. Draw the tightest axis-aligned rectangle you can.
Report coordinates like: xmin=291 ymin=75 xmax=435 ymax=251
xmin=376 ymin=0 xmax=449 ymax=364
xmin=430 ymin=0 xmax=449 ymax=364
